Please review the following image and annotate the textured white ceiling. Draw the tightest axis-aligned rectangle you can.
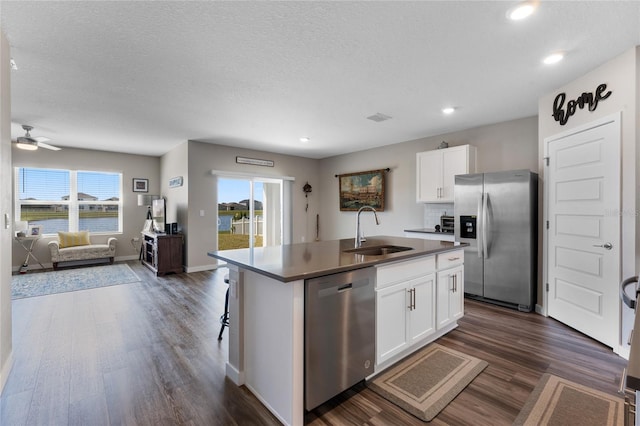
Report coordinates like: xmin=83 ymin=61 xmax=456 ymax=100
xmin=2 ymin=1 xmax=640 ymax=158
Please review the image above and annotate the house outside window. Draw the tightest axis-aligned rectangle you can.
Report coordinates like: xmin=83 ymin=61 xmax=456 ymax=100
xmin=15 ymin=167 xmax=122 ymax=235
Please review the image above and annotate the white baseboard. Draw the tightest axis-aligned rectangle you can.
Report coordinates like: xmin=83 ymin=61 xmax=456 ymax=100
xmin=185 ymin=264 xmax=219 ymax=273
xmin=116 ymin=255 xmax=139 ymax=262
xmin=226 ymin=362 xmax=244 ymax=385
xmin=617 ymin=345 xmax=630 ymax=360
xmin=535 ymin=304 xmax=547 ymax=316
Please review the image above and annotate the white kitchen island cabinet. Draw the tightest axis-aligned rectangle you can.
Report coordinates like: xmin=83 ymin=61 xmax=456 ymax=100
xmin=375 ymin=249 xmax=465 ymax=372
xmin=208 ymin=236 xmax=467 ymax=426
xmin=416 ymin=144 xmax=476 ymax=203
xmin=437 ymin=265 xmax=464 ymax=329
xmin=436 ymin=250 xmax=465 ymax=329
xmin=376 ymin=256 xmax=436 ymax=366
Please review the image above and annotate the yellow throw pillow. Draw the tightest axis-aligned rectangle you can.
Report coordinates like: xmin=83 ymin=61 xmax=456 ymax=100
xmin=58 ymin=231 xmax=91 ymax=248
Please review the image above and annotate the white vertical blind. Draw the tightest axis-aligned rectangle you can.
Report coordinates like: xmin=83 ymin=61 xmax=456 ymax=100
xmin=14 ymin=167 xmax=122 ymax=234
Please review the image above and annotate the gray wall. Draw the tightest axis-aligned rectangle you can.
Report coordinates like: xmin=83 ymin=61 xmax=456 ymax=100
xmin=538 ymin=46 xmax=639 ymax=354
xmin=161 ymin=141 xmax=189 ymax=228
xmin=11 ymin=147 xmax=161 ymax=268
xmin=183 ymin=141 xmax=320 ymax=271
xmin=317 ymin=116 xmax=538 ymax=241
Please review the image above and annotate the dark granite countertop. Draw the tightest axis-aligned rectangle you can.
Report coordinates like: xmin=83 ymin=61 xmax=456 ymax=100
xmin=404 ymin=228 xmax=455 ymax=235
xmin=208 ymin=235 xmax=467 ymax=282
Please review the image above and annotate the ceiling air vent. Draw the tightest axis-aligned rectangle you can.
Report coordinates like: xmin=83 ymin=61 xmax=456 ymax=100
xmin=366 ymin=113 xmax=392 ymax=122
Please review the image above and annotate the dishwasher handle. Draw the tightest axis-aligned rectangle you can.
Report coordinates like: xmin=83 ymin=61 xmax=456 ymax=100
xmin=620 ymin=276 xmax=639 ymax=310
xmin=338 ymin=283 xmax=353 ymax=292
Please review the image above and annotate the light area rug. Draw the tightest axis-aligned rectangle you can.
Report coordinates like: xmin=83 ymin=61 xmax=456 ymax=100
xmin=513 ymin=374 xmax=625 ymax=426
xmin=367 ymin=343 xmax=488 ymax=421
xmin=12 ymin=264 xmax=141 ymax=299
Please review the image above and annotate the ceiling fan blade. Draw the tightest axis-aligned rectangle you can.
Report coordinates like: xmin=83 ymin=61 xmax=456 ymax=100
xmin=37 ymin=142 xmax=61 ymax=151
xmin=33 ymin=136 xmax=50 ymax=143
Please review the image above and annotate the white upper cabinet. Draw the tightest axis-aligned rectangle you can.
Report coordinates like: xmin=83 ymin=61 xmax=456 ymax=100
xmin=416 ymin=145 xmax=476 ymax=203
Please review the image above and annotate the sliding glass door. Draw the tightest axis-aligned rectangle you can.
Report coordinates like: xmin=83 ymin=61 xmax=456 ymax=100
xmin=217 ymin=177 xmax=282 ymax=251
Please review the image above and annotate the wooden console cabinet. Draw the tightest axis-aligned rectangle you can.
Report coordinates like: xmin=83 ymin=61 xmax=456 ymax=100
xmin=141 ymin=231 xmax=183 ymax=275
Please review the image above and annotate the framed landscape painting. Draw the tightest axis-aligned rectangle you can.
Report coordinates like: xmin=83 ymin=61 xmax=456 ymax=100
xmin=338 ymin=169 xmax=385 ymax=211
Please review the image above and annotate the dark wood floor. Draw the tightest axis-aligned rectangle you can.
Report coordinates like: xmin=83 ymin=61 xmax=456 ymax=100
xmin=1 ymin=261 xmax=627 ymax=425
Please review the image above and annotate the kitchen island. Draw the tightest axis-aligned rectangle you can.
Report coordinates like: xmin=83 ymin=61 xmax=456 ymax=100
xmin=208 ymin=236 xmax=466 ymax=426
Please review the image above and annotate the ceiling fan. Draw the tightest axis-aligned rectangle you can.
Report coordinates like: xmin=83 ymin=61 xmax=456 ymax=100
xmin=14 ymin=124 xmax=61 ymax=151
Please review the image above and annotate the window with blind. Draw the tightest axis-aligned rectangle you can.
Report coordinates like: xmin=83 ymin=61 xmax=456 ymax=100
xmin=15 ymin=167 xmax=122 ymax=235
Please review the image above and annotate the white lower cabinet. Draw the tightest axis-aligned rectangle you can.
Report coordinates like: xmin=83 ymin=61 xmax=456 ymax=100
xmin=375 ymin=251 xmax=465 ymax=370
xmin=376 ymin=273 xmax=436 ymax=365
xmin=436 ymin=265 xmax=464 ymax=330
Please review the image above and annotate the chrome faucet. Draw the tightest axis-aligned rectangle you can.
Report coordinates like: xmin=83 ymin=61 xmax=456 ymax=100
xmin=355 ymin=206 xmax=380 ymax=248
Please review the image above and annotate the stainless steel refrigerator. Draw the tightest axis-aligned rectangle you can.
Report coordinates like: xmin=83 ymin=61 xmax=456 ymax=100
xmin=454 ymin=170 xmax=537 ymax=312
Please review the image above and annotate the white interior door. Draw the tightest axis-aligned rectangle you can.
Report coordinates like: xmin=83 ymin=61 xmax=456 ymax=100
xmin=546 ymin=115 xmax=620 ymax=348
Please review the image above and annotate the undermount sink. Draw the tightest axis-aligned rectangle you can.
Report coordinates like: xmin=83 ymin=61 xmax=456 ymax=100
xmin=344 ymin=245 xmax=414 ymax=256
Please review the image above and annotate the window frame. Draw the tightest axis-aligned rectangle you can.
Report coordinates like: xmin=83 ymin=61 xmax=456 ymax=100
xmin=14 ymin=167 xmax=123 ymax=236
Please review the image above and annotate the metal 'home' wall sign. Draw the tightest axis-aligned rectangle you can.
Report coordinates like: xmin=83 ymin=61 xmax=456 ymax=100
xmin=552 ymin=83 xmax=612 ymax=126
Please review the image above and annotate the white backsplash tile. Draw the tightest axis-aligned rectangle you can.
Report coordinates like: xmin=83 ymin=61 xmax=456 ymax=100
xmin=423 ymin=203 xmax=454 ymax=229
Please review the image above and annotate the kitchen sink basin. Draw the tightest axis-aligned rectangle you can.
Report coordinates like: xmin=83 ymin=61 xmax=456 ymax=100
xmin=344 ymin=245 xmax=414 ymax=256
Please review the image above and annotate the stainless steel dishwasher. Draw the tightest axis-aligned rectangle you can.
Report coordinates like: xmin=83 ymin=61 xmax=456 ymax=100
xmin=305 ymin=267 xmax=375 ymax=410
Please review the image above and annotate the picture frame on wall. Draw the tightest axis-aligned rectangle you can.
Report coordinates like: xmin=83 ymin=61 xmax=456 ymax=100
xmin=338 ymin=169 xmax=385 ymax=211
xmin=133 ymin=178 xmax=148 ymax=193
xmin=169 ymin=176 xmax=183 ymax=188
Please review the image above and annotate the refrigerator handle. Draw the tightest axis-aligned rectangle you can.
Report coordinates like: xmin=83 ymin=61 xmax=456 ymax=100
xmin=477 ymin=193 xmax=483 ymax=258
xmin=482 ymin=192 xmax=489 ymax=259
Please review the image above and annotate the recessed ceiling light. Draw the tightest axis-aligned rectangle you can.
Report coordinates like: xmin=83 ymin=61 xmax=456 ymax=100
xmin=442 ymin=107 xmax=455 ymax=115
xmin=299 ymin=137 xmax=310 ymax=143
xmin=543 ymin=52 xmax=564 ymax=65
xmin=507 ymin=2 xmax=537 ymax=21
xmin=366 ymin=113 xmax=392 ymax=122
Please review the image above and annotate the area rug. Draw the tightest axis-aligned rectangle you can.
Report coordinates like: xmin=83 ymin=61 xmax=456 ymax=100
xmin=12 ymin=264 xmax=141 ymax=299
xmin=367 ymin=343 xmax=488 ymax=421
xmin=513 ymin=374 xmax=624 ymax=426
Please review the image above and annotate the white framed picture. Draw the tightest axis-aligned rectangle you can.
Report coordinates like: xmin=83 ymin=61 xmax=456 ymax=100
xmin=28 ymin=224 xmax=43 ymax=237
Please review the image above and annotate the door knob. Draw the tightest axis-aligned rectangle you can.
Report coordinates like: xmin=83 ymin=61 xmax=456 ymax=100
xmin=593 ymin=242 xmax=613 ymax=250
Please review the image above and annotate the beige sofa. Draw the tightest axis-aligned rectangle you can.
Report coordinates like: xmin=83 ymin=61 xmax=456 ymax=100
xmin=48 ymin=234 xmax=117 ymax=270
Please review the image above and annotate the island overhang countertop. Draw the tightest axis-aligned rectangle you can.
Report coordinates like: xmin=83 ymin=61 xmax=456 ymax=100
xmin=208 ymin=235 xmax=468 ymax=282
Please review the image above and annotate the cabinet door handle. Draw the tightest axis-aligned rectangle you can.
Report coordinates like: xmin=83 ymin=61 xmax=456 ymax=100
xmin=448 ymin=257 xmax=460 ymax=261
xmin=407 ymin=288 xmax=416 ymax=310
xmin=412 ymin=288 xmax=416 ymax=310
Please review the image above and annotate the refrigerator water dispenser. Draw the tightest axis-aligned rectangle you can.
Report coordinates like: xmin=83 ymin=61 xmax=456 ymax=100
xmin=460 ymin=215 xmax=476 ymax=239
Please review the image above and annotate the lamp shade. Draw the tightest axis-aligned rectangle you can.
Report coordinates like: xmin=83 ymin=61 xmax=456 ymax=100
xmin=138 ymin=194 xmax=159 ymax=206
